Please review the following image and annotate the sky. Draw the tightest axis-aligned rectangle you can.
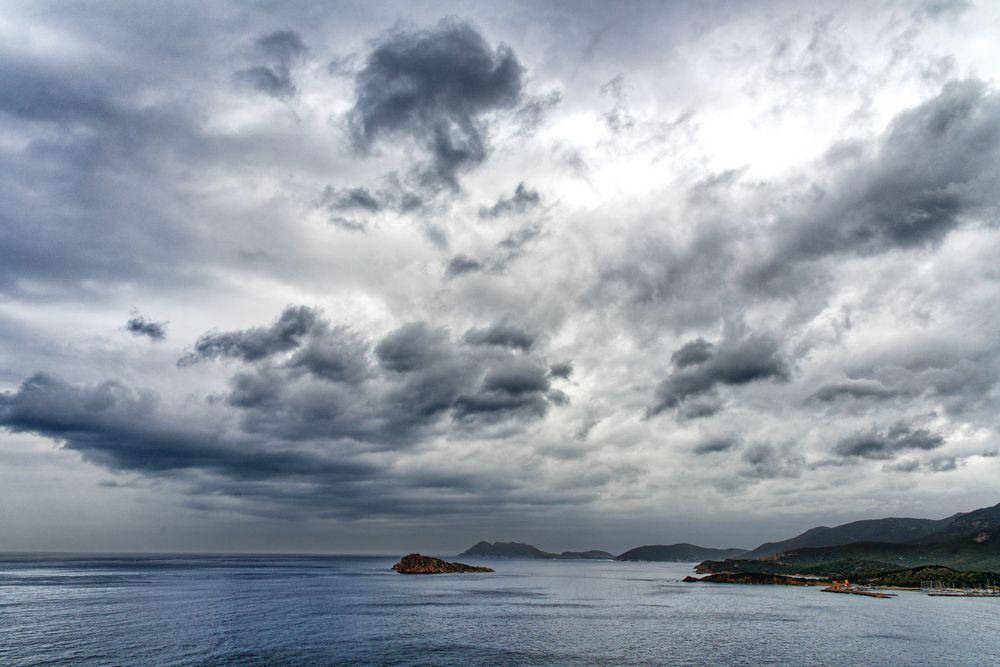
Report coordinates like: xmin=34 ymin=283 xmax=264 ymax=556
xmin=1 ymin=0 xmax=999 ymax=555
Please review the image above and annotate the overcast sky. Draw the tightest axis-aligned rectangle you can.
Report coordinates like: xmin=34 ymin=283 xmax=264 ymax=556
xmin=2 ymin=0 xmax=999 ymax=555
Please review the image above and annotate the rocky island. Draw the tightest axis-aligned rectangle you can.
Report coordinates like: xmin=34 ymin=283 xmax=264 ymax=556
xmin=391 ymin=553 xmax=494 ymax=574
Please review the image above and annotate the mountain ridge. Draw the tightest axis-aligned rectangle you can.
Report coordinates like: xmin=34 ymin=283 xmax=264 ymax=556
xmin=616 ymin=543 xmax=748 ymax=562
xmin=743 ymin=501 xmax=1000 ymax=559
xmin=457 ymin=541 xmax=614 ymax=560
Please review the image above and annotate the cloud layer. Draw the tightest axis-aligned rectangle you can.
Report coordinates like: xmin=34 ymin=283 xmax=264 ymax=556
xmin=1 ymin=1 xmax=999 ymax=552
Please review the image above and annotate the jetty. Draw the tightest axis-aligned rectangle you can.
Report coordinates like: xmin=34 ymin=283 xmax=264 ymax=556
xmin=821 ymin=580 xmax=896 ymax=599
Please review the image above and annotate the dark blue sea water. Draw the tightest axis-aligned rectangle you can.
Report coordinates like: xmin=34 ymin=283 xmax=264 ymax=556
xmin=1 ymin=555 xmax=998 ymax=666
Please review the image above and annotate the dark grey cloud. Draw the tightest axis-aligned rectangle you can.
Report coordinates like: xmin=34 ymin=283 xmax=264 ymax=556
xmin=670 ymin=338 xmax=714 ymax=368
xmin=834 ymin=423 xmax=945 ymax=460
xmin=693 ymin=436 xmax=737 ymax=455
xmin=324 ymin=186 xmax=383 ymax=213
xmin=807 ymin=379 xmax=899 ymax=403
xmin=453 ymin=357 xmax=551 ymax=423
xmin=759 ymin=80 xmax=1000 ymax=276
xmin=1 ymin=302 xmax=571 ymax=519
xmin=0 ymin=58 xmax=120 ymax=125
xmin=0 ymin=54 xmax=204 ymax=295
xmin=0 ymin=371 xmax=539 ymax=521
xmin=481 ymin=358 xmax=550 ymax=394
xmin=546 ymin=389 xmax=570 ymax=407
xmin=445 ymin=254 xmax=486 ymax=277
xmin=179 ymin=306 xmax=321 ymax=366
xmin=349 ymin=18 xmax=523 ymax=189
xmin=235 ymin=30 xmax=307 ymax=99
xmin=375 ymin=322 xmax=451 ymax=373
xmin=548 ymin=361 xmax=573 ymax=380
xmin=125 ymin=314 xmax=167 ymax=342
xmin=740 ymin=443 xmax=804 ymax=479
xmin=444 ymin=220 xmax=544 ymax=279
xmin=648 ymin=332 xmax=790 ymax=418
xmin=882 ymin=455 xmax=962 ymax=473
xmin=676 ymin=399 xmax=723 ymax=422
xmin=209 ymin=314 xmax=560 ymax=444
xmin=478 ymin=182 xmax=541 ymax=218
xmin=463 ymin=321 xmax=535 ymax=351
xmin=496 ymin=223 xmax=543 ymax=259
xmin=317 ymin=183 xmax=424 ymax=232
xmin=0 ymin=373 xmax=372 ymax=484
xmin=287 ymin=327 xmax=371 ymax=384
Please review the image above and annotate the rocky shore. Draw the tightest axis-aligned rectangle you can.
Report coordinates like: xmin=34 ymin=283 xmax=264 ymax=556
xmin=391 ymin=553 xmax=494 ymax=574
xmin=683 ymin=572 xmax=829 ymax=586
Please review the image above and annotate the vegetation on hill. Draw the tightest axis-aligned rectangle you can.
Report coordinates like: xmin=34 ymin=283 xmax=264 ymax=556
xmin=616 ymin=543 xmax=747 ymax=562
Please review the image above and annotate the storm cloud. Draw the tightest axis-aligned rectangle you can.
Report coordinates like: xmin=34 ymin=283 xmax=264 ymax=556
xmin=479 ymin=182 xmax=541 ymax=218
xmin=179 ymin=306 xmax=322 ymax=366
xmin=2 ymin=2 xmax=999 ymax=553
xmin=235 ymin=30 xmax=308 ymax=98
xmin=834 ymin=424 xmax=946 ymax=460
xmin=349 ymin=19 xmax=523 ymax=189
xmin=125 ymin=314 xmax=167 ymax=342
xmin=757 ymin=79 xmax=1000 ymax=280
xmin=648 ymin=332 xmax=790 ymax=417
xmin=463 ymin=321 xmax=535 ymax=351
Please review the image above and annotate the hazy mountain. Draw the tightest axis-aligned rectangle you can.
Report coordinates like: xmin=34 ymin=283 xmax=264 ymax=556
xmin=616 ymin=544 xmax=747 ymax=562
xmin=458 ymin=541 xmax=613 ymax=560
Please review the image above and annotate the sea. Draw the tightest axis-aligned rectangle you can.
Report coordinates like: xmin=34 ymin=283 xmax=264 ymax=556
xmin=1 ymin=555 xmax=997 ymax=666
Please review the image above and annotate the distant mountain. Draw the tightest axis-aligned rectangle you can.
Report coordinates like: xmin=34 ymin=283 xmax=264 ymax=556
xmin=698 ymin=529 xmax=1000 ymax=576
xmin=911 ymin=502 xmax=1000 ymax=544
xmin=743 ymin=501 xmax=1000 ymax=559
xmin=558 ymin=550 xmax=616 ymax=559
xmin=458 ymin=541 xmax=613 ymax=560
xmin=616 ymin=543 xmax=747 ymax=562
xmin=699 ymin=528 xmax=1000 ymax=575
xmin=743 ymin=516 xmax=952 ymax=558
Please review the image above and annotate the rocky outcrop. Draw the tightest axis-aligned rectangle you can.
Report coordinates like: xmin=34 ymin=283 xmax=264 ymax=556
xmin=391 ymin=553 xmax=494 ymax=574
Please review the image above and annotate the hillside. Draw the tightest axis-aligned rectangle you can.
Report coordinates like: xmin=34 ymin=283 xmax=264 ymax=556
xmin=699 ymin=527 xmax=1000 ymax=575
xmin=744 ymin=502 xmax=1000 ymax=558
xmin=616 ymin=543 xmax=747 ymax=562
xmin=743 ymin=516 xmax=951 ymax=558
xmin=911 ymin=502 xmax=1000 ymax=544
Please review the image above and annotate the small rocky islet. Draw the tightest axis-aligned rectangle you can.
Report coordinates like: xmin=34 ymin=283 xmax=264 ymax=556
xmin=391 ymin=553 xmax=494 ymax=574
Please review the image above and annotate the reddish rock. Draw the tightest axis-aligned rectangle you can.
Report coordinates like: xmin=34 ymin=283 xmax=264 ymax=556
xmin=391 ymin=553 xmax=494 ymax=574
